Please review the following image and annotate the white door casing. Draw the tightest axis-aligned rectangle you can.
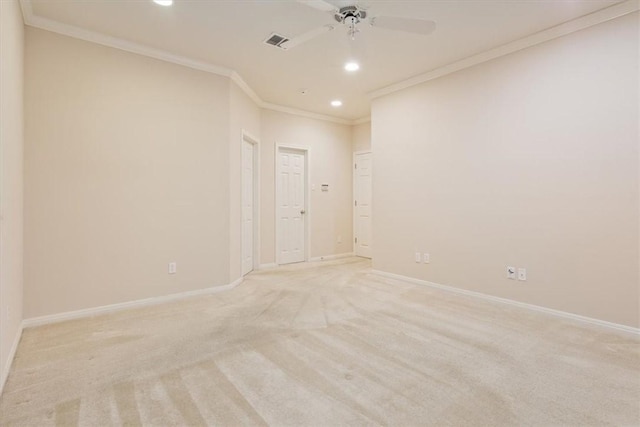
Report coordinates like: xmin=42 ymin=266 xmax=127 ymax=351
xmin=354 ymin=152 xmax=372 ymax=258
xmin=277 ymin=147 xmax=307 ymax=265
xmin=242 ymin=138 xmax=255 ymax=276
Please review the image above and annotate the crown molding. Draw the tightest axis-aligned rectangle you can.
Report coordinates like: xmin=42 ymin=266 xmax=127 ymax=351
xmin=230 ymin=72 xmax=263 ymax=107
xmin=261 ymin=102 xmax=353 ymax=125
xmin=227 ymin=74 xmax=355 ymax=125
xmin=19 ymin=0 xmax=636 ymax=125
xmin=18 ymin=0 xmax=33 ymax=21
xmin=19 ymin=0 xmax=367 ymax=126
xmin=229 ymin=72 xmax=355 ymax=125
xmin=21 ymin=5 xmax=234 ymax=78
xmin=353 ymin=116 xmax=371 ymax=125
xmin=369 ymin=0 xmax=640 ymax=100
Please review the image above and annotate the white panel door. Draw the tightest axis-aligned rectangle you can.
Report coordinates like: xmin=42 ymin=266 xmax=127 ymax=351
xmin=278 ymin=149 xmax=306 ymax=264
xmin=354 ymin=152 xmax=372 ymax=258
xmin=241 ymin=140 xmax=254 ymax=276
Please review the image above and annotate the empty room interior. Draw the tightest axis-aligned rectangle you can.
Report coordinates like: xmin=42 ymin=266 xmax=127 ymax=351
xmin=1 ymin=0 xmax=639 ymax=425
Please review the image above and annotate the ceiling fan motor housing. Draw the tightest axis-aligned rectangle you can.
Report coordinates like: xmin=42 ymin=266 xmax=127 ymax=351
xmin=334 ymin=6 xmax=367 ymax=25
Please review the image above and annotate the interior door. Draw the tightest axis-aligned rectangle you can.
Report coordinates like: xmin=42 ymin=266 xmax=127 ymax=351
xmin=241 ymin=140 xmax=254 ymax=275
xmin=277 ymin=148 xmax=306 ymax=264
xmin=354 ymin=152 xmax=372 ymax=258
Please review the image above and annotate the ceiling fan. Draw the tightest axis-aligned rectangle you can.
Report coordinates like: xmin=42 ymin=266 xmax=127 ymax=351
xmin=279 ymin=0 xmax=436 ymax=50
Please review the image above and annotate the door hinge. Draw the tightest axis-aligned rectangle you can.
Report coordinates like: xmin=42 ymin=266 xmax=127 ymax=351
xmin=354 ymin=163 xmax=357 ymax=169
xmin=355 ymin=200 xmax=357 ymax=207
xmin=355 ymin=237 xmax=358 ymax=244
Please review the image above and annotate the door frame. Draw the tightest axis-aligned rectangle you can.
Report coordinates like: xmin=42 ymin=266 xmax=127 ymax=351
xmin=353 ymin=150 xmax=372 ymax=258
xmin=242 ymin=130 xmax=260 ymax=273
xmin=275 ymin=144 xmax=310 ymax=265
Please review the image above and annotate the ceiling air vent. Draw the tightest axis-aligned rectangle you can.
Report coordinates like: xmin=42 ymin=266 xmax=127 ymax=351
xmin=264 ymin=33 xmax=290 ymax=49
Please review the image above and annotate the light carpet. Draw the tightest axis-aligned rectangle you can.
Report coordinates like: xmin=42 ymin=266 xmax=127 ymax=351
xmin=1 ymin=257 xmax=639 ymax=426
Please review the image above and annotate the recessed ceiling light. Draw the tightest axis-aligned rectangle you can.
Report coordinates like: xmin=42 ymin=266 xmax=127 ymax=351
xmin=153 ymin=0 xmax=173 ymax=6
xmin=331 ymin=100 xmax=343 ymax=107
xmin=344 ymin=61 xmax=360 ymax=72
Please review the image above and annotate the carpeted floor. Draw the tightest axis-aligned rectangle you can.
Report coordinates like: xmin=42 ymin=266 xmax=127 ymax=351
xmin=1 ymin=257 xmax=639 ymax=426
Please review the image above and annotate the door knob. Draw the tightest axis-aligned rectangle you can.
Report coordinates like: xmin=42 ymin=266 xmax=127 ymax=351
xmin=300 ymin=209 xmax=306 ymax=215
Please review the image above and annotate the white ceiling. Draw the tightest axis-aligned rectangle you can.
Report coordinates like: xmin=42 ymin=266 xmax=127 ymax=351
xmin=26 ymin=0 xmax=623 ymax=120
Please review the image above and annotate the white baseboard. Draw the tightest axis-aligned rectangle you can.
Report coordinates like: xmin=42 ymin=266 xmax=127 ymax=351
xmin=260 ymin=253 xmax=356 ymax=269
xmin=309 ymin=252 xmax=355 ymax=262
xmin=23 ymin=278 xmax=244 ymax=329
xmin=228 ymin=276 xmax=244 ymax=288
xmin=259 ymin=263 xmax=278 ymax=270
xmin=1 ymin=325 xmax=23 ymax=396
xmin=372 ymin=270 xmax=640 ymax=336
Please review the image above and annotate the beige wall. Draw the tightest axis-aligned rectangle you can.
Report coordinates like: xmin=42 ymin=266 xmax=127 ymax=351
xmin=260 ymin=110 xmax=353 ymax=264
xmin=352 ymin=121 xmax=371 ymax=153
xmin=22 ymin=28 xmax=354 ymax=319
xmin=229 ymin=82 xmax=261 ymax=280
xmin=372 ymin=13 xmax=639 ymax=327
xmin=24 ymin=28 xmax=232 ymax=318
xmin=0 ymin=0 xmax=25 ymax=388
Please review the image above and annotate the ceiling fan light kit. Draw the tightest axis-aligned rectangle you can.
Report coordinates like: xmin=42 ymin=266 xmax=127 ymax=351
xmin=335 ymin=6 xmax=366 ymax=40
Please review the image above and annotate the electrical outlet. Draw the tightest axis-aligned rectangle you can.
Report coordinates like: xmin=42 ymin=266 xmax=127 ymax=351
xmin=423 ymin=253 xmax=430 ymax=264
xmin=415 ymin=252 xmax=421 ymax=263
xmin=168 ymin=262 xmax=177 ymax=274
xmin=507 ymin=266 xmax=516 ymax=280
xmin=518 ymin=268 xmax=527 ymax=281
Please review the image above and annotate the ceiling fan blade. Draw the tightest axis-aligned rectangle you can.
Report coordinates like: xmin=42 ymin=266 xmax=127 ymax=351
xmin=296 ymin=0 xmax=338 ymax=12
xmin=354 ymin=1 xmax=371 ymax=11
xmin=370 ymin=16 xmax=437 ymax=35
xmin=280 ymin=24 xmax=335 ymax=50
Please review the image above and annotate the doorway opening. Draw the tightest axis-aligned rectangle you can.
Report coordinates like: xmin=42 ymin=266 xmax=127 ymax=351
xmin=242 ymin=132 xmax=259 ymax=276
